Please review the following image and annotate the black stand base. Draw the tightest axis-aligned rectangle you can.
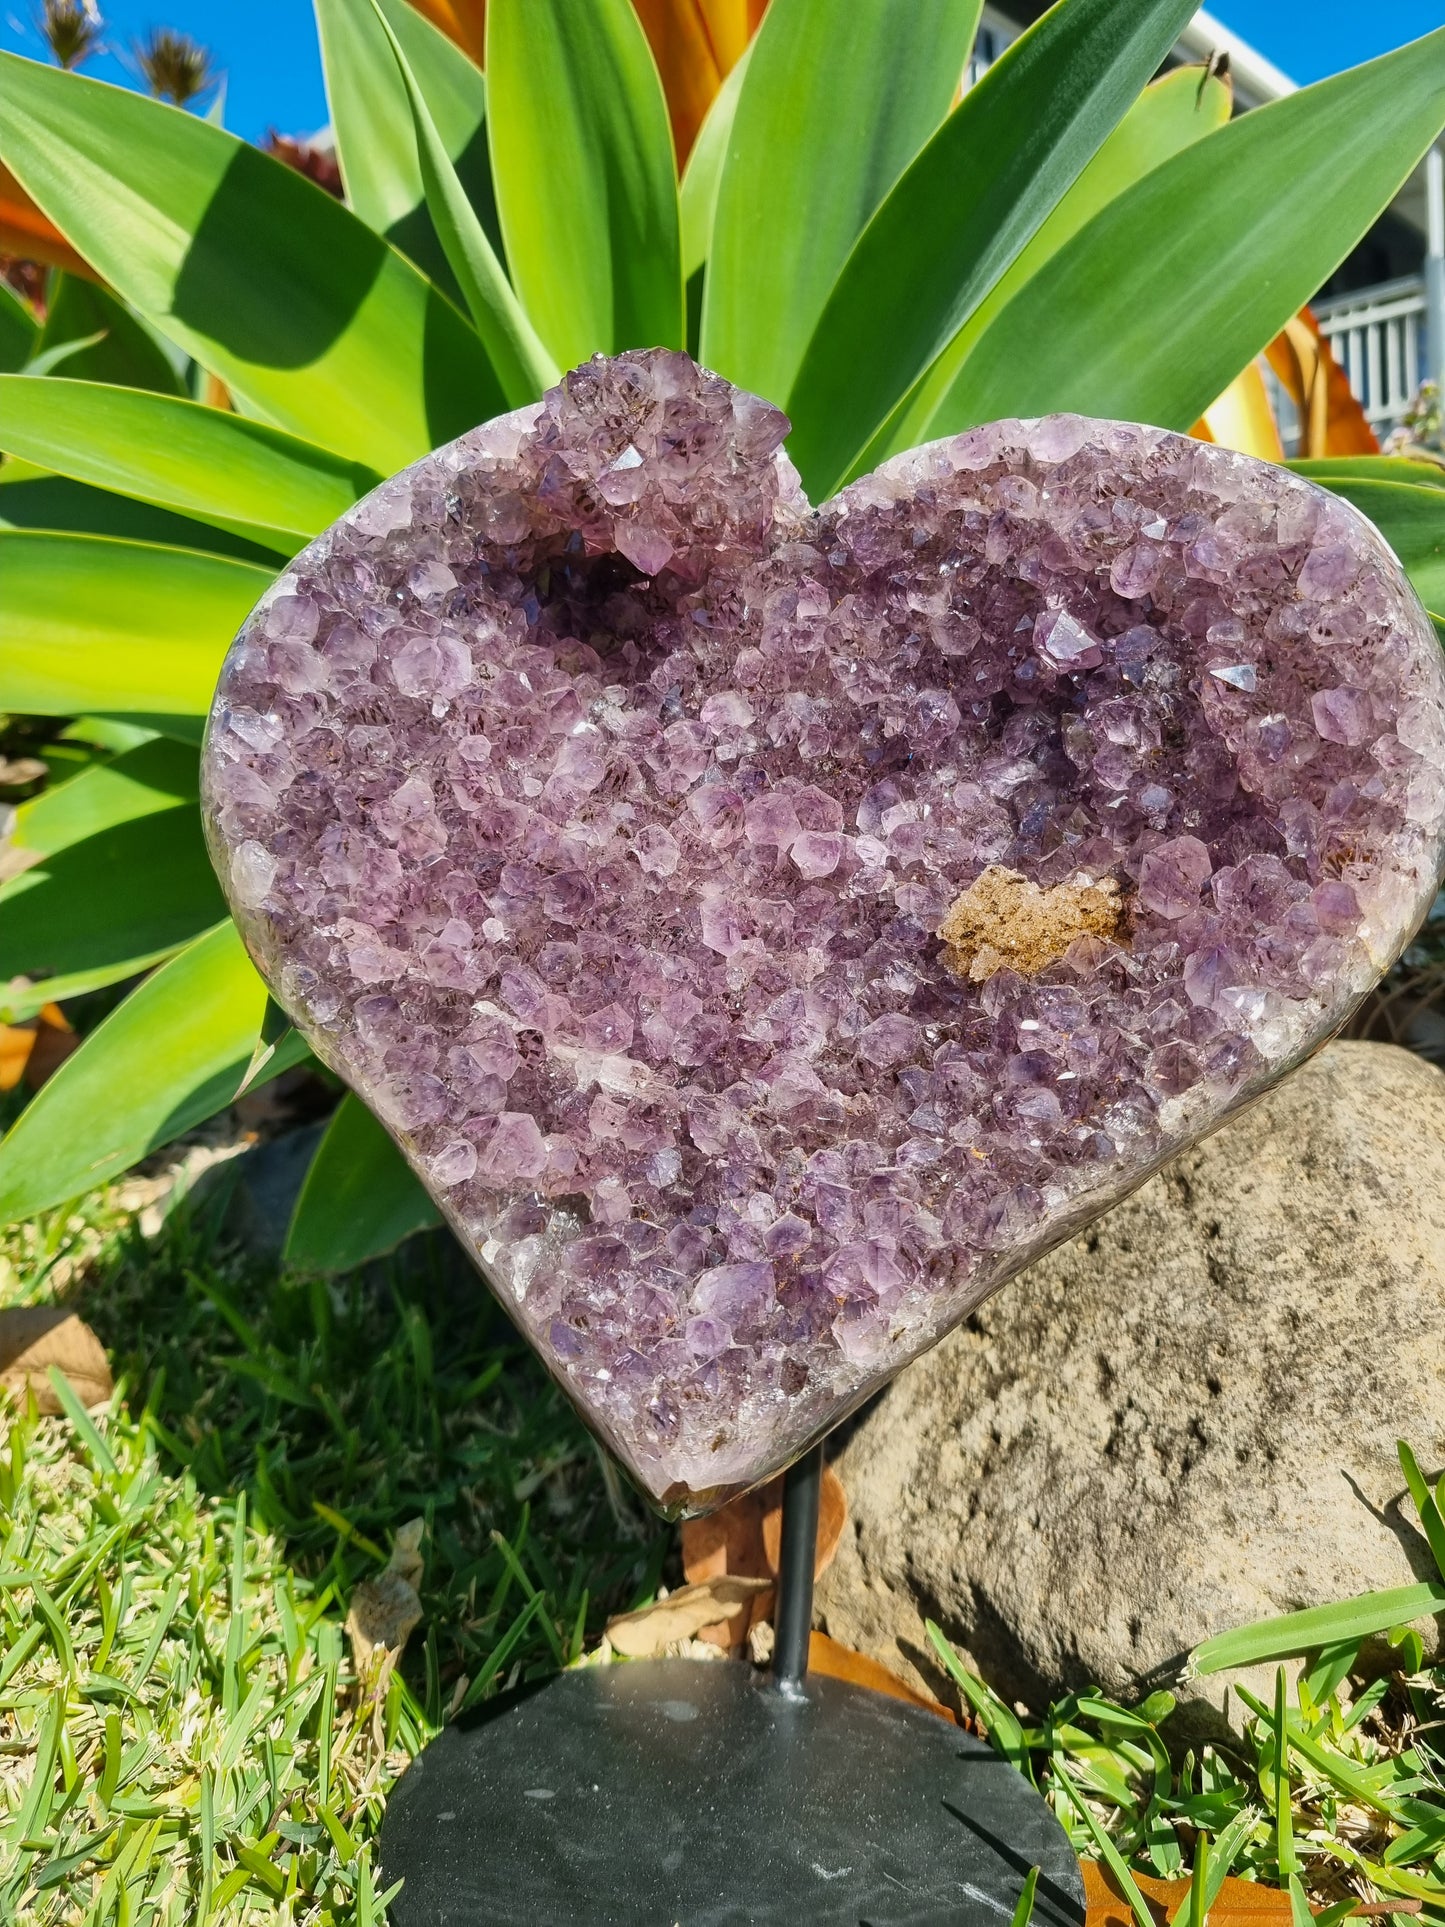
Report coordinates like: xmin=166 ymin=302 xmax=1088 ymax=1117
xmin=379 ymin=1657 xmax=1085 ymax=1926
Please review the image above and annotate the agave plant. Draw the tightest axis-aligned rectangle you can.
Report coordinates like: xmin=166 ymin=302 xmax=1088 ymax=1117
xmin=1 ymin=0 xmax=1443 ymax=1272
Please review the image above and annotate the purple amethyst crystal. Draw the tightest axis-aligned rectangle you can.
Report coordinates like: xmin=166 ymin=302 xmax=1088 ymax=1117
xmin=201 ymin=349 xmax=1445 ymax=1513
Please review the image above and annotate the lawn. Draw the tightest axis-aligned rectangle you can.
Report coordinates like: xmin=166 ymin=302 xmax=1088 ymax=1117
xmin=10 ymin=1169 xmax=1445 ymax=1924
xmin=0 ymin=1175 xmax=665 ymax=1922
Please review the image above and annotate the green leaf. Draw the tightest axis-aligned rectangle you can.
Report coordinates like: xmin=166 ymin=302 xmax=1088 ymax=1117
xmin=0 ymin=378 xmax=378 ymax=552
xmin=284 ymin=1094 xmax=441 ymax=1271
xmin=0 ymin=808 xmax=224 ymax=997
xmin=1398 ymin=1441 xmax=1445 ymax=1582
xmin=486 ymin=0 xmax=682 ymax=368
xmin=934 ymin=28 xmax=1445 ymax=442
xmin=368 ymin=0 xmax=557 ymax=406
xmin=1293 ymin=456 xmax=1445 ymax=493
xmin=20 ymin=325 xmax=108 ymax=378
xmin=316 ymin=0 xmax=505 ymax=296
xmin=235 ymin=998 xmax=299 ymax=1100
xmin=1205 ymin=1808 xmax=1261 ymax=1906
xmin=0 ymin=277 xmax=40 ymax=373
xmin=60 ymin=717 xmax=161 ymax=755
xmin=13 ymin=738 xmax=198 ymax=863
xmin=1010 ymin=1866 xmax=1039 ymax=1927
xmin=678 ymin=43 xmax=751 ymax=284
xmin=1168 ymin=1831 xmax=1206 ymax=1927
xmin=0 ymin=52 xmax=504 ymax=471
xmin=879 ymin=62 xmax=1233 ymax=469
xmin=784 ymin=0 xmax=1201 ymax=497
xmin=0 ymin=464 xmax=286 ymax=563
xmin=118 ymin=714 xmax=209 ymax=747
xmin=1300 ymin=1639 xmax=1361 ymax=1707
xmin=1307 ymin=478 xmax=1445 ymax=618
xmin=701 ymin=0 xmax=981 ymax=407
xmin=1387 ymin=1623 xmax=1426 ymax=1676
xmin=31 ymin=273 xmax=185 ymax=395
xmin=1052 ymin=1758 xmax=1155 ymax=1927
xmin=1287 ymin=1875 xmax=1313 ymax=1927
xmin=1238 ymin=1683 xmax=1445 ymax=1834
xmin=1272 ymin=1668 xmax=1298 ymax=1878
xmin=924 ymin=1619 xmax=1030 ymax=1774
xmin=1191 ymin=1580 xmax=1445 ymax=1675
xmin=0 ymin=920 xmax=269 ymax=1221
xmin=0 ymin=531 xmax=271 ymax=719
xmin=45 ymin=1365 xmax=118 ymax=1476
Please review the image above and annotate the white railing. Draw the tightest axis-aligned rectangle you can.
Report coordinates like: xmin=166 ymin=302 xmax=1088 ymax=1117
xmin=1312 ymin=275 xmax=1427 ymax=439
xmin=965 ymin=6 xmax=1021 ymax=88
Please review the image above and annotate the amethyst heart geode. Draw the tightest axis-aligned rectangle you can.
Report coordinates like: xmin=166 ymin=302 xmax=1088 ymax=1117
xmin=201 ymin=349 xmax=1445 ymax=1513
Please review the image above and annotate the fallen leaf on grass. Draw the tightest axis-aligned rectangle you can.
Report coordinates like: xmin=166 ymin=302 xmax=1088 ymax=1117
xmin=605 ymin=1575 xmax=772 ymax=1659
xmin=0 ymin=1003 xmax=78 ymax=1093
xmin=0 ymin=1307 xmax=112 ymax=1412
xmin=346 ymin=1519 xmax=425 ymax=1691
xmin=807 ymin=1630 xmax=960 ymax=1725
xmin=1084 ymin=1862 xmax=1294 ymax=1925
xmin=681 ymin=1461 xmax=847 ymax=1647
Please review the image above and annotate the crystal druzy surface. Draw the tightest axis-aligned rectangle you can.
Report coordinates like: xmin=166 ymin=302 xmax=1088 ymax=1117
xmin=201 ymin=350 xmax=1445 ymax=1511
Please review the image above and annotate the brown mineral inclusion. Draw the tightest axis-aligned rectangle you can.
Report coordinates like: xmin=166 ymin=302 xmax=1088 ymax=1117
xmin=938 ymin=865 xmax=1124 ymax=983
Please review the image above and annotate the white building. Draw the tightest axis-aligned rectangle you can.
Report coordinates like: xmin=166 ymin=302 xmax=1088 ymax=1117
xmin=973 ymin=4 xmax=1445 ymax=445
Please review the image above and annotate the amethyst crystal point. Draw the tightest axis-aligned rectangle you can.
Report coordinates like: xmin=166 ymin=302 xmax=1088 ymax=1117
xmin=201 ymin=349 xmax=1445 ymax=1513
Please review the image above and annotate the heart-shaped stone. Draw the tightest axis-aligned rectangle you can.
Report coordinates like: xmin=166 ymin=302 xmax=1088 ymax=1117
xmin=201 ymin=350 xmax=1445 ymax=1513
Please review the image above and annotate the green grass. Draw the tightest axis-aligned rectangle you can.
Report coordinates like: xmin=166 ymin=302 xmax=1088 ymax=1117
xmin=0 ymin=1187 xmax=666 ymax=1922
xmin=7 ymin=1174 xmax=1445 ymax=1923
xmin=929 ymin=1613 xmax=1445 ymax=1921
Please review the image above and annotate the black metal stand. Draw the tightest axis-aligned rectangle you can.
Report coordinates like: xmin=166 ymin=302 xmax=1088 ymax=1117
xmin=770 ymin=1442 xmax=822 ymax=1697
xmin=379 ymin=1447 xmax=1085 ymax=1926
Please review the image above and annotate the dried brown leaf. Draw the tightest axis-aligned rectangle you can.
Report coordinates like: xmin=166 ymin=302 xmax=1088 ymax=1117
xmin=0 ymin=1307 xmax=112 ymax=1412
xmin=759 ymin=1462 xmax=847 ymax=1580
xmin=682 ymin=1461 xmax=847 ymax=1647
xmin=605 ymin=1575 xmax=771 ymax=1659
xmin=1083 ymin=1863 xmax=1294 ymax=1926
xmin=806 ymin=1631 xmax=959 ymax=1725
xmin=345 ymin=1519 xmax=426 ymax=1688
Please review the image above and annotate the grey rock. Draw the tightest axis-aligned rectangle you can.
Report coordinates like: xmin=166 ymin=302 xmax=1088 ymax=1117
xmin=816 ymin=1042 xmax=1445 ymax=1735
xmin=192 ymin=1123 xmax=327 ymax=1258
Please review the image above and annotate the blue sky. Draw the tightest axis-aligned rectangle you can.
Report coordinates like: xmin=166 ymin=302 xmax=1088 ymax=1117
xmin=0 ymin=0 xmax=329 ymax=142
xmin=0 ymin=1 xmax=1439 ymax=145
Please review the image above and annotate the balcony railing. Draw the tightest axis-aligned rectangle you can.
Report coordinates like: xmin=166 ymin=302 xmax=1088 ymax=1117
xmin=1312 ymin=275 xmax=1428 ymax=439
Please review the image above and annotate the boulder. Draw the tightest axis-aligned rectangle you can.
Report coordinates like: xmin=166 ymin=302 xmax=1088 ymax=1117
xmin=816 ymin=1041 xmax=1445 ymax=1734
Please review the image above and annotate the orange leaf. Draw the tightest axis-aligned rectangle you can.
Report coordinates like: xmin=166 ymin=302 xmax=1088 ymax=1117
xmin=632 ymin=0 xmax=767 ymax=167
xmin=416 ymin=1 xmax=768 ymax=168
xmin=1083 ymin=1862 xmax=1295 ymax=1927
xmin=408 ymin=0 xmax=486 ymax=69
xmin=681 ymin=1459 xmax=847 ymax=1646
xmin=1193 ymin=308 xmax=1379 ymax=464
xmin=1266 ymin=309 xmax=1379 ymax=458
xmin=1194 ymin=359 xmax=1286 ymax=462
xmin=632 ymin=0 xmax=721 ymax=166
xmin=696 ymin=0 xmax=764 ymax=74
xmin=0 ymin=1026 xmax=31 ymax=1095
xmin=0 ymin=163 xmax=98 ymax=281
xmin=807 ymin=1630 xmax=959 ymax=1724
xmin=0 ymin=1003 xmax=77 ymax=1094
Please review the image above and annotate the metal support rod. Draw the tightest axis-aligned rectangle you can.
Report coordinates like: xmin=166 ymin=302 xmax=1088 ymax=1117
xmin=769 ymin=1443 xmax=823 ymax=1698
